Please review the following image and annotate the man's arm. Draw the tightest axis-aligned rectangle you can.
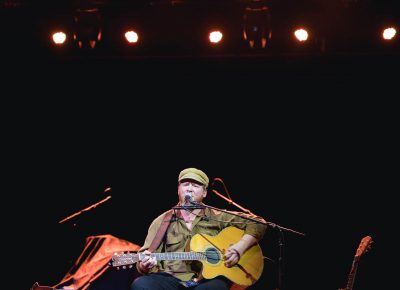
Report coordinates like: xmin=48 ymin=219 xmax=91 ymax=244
xmin=224 ymin=234 xmax=259 ymax=268
xmin=232 ymin=233 xmax=258 ymax=256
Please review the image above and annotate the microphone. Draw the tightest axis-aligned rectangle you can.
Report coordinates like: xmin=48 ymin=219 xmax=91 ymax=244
xmin=172 ymin=191 xmax=205 ymax=210
xmin=184 ymin=191 xmax=193 ymax=205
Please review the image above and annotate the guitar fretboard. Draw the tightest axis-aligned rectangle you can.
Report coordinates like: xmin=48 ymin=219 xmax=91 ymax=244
xmin=112 ymin=252 xmax=211 ymax=267
xmin=139 ymin=252 xmax=207 ymax=261
xmin=345 ymin=257 xmax=360 ymax=290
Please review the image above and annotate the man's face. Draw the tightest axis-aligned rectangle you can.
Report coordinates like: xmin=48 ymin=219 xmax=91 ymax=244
xmin=178 ymin=179 xmax=207 ymax=204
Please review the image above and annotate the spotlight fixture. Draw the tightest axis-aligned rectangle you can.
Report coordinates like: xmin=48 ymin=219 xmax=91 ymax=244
xmin=73 ymin=6 xmax=102 ymax=49
xmin=243 ymin=1 xmax=272 ymax=49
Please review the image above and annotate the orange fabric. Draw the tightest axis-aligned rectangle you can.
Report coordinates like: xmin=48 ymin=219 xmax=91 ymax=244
xmin=54 ymin=234 xmax=140 ymax=290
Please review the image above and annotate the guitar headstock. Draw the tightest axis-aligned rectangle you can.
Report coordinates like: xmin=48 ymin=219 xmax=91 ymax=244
xmin=355 ymin=235 xmax=373 ymax=257
xmin=110 ymin=251 xmax=139 ymax=268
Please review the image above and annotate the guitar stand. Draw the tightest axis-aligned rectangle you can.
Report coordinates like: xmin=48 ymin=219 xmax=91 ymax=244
xmin=277 ymin=227 xmax=285 ymax=290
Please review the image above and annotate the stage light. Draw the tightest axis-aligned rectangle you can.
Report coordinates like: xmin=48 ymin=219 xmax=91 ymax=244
xmin=382 ymin=27 xmax=396 ymax=41
xmin=45 ymin=21 xmax=74 ymax=53
xmin=52 ymin=31 xmax=67 ymax=45
xmin=372 ymin=15 xmax=399 ymax=52
xmin=125 ymin=30 xmax=139 ymax=44
xmin=209 ymin=30 xmax=223 ymax=44
xmin=294 ymin=28 xmax=309 ymax=42
xmin=73 ymin=7 xmax=102 ymax=49
xmin=243 ymin=2 xmax=271 ymax=49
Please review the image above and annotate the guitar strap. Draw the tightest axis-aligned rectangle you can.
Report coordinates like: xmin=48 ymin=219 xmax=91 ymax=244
xmin=148 ymin=209 xmax=173 ymax=252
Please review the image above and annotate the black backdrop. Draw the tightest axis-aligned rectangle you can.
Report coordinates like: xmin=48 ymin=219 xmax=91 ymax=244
xmin=6 ymin=61 xmax=397 ymax=290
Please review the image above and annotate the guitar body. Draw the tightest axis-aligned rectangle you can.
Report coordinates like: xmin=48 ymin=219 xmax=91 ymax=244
xmin=190 ymin=226 xmax=264 ymax=287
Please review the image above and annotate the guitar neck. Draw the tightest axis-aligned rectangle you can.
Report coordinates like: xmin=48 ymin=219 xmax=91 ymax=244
xmin=111 ymin=251 xmax=208 ymax=267
xmin=345 ymin=257 xmax=360 ymax=290
xmin=142 ymin=252 xmax=207 ymax=261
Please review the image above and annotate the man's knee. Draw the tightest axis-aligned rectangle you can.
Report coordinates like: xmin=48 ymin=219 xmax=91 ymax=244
xmin=130 ymin=276 xmax=149 ymax=290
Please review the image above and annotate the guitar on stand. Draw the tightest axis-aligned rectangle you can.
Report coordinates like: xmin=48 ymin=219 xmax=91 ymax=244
xmin=338 ymin=235 xmax=373 ymax=290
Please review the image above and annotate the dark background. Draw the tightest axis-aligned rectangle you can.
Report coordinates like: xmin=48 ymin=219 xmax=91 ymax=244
xmin=6 ymin=81 xmax=397 ymax=290
xmin=2 ymin=1 xmax=398 ymax=290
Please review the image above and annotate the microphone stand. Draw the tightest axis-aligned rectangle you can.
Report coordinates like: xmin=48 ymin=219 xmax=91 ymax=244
xmin=175 ymin=202 xmax=263 ymax=221
xmin=211 ymin=189 xmax=253 ymax=214
xmin=210 ymin=189 xmax=305 ymax=235
xmin=58 ymin=187 xmax=112 ymax=224
xmin=210 ymin=187 xmax=305 ymax=290
xmin=173 ymin=200 xmax=304 ymax=234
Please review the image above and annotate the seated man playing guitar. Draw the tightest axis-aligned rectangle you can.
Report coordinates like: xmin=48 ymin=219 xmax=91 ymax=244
xmin=128 ymin=167 xmax=268 ymax=290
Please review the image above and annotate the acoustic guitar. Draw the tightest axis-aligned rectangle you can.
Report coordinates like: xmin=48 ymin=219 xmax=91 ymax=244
xmin=338 ymin=235 xmax=373 ymax=290
xmin=111 ymin=226 xmax=264 ymax=287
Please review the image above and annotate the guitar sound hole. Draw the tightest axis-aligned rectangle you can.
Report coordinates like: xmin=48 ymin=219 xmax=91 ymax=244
xmin=205 ymin=248 xmax=220 ymax=264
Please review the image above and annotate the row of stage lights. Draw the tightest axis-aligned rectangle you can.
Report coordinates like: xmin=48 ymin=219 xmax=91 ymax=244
xmin=45 ymin=3 xmax=398 ymax=56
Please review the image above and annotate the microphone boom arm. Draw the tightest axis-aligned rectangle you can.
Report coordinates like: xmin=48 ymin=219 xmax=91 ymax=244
xmin=174 ymin=201 xmax=269 ymax=226
xmin=210 ymin=189 xmax=305 ymax=236
xmin=58 ymin=195 xmax=112 ymax=224
xmin=212 ymin=189 xmax=253 ymax=215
